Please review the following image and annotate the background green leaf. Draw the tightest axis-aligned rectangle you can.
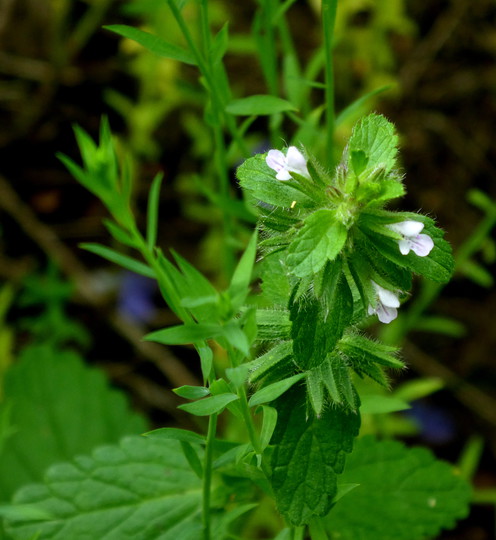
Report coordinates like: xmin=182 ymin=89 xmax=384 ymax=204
xmin=325 ymin=436 xmax=471 ymax=540
xmin=0 ymin=345 xmax=147 ymax=502
xmin=225 ymin=95 xmax=297 ymax=116
xmin=5 ymin=437 xmax=203 ymax=540
xmin=105 ymin=25 xmax=197 ymax=65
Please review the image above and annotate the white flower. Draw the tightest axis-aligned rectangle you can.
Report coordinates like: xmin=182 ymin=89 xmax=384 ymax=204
xmin=367 ymin=281 xmax=400 ymax=324
xmin=387 ymin=220 xmax=434 ymax=257
xmin=266 ymin=146 xmax=310 ymax=181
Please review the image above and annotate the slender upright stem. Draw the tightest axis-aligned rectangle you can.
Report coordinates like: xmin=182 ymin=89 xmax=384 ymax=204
xmin=202 ymin=412 xmax=218 ymax=540
xmin=322 ymin=0 xmax=338 ymax=166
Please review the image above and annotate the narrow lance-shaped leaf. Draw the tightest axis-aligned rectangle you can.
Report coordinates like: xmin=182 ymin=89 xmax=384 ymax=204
xmin=146 ymin=172 xmax=163 ymax=250
xmin=104 ymin=25 xmax=197 ymax=65
xmin=80 ymin=243 xmax=155 ymax=278
xmin=226 ymin=95 xmax=297 ymax=116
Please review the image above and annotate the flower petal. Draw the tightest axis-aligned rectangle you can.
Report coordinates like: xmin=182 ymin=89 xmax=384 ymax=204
xmin=398 ymin=239 xmax=411 ymax=255
xmin=390 ymin=220 xmax=424 ymax=237
xmin=409 ymin=234 xmax=434 ymax=257
xmin=374 ymin=283 xmax=400 ymax=308
xmin=376 ymin=305 xmax=398 ymax=324
xmin=266 ymin=149 xmax=285 ymax=173
xmin=286 ymin=146 xmax=310 ymax=179
xmin=276 ymin=169 xmax=292 ymax=181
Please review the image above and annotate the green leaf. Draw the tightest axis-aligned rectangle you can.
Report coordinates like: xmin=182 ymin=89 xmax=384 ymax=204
xmin=0 ymin=345 xmax=147 ymax=501
xmin=144 ymin=323 xmax=223 ymax=345
xmin=225 ymin=95 xmax=297 ymax=116
xmin=80 ymin=243 xmax=155 ymax=278
xmin=347 ymin=113 xmax=398 ymax=175
xmin=338 ymin=333 xmax=403 ymax=369
xmin=237 ymin=153 xmax=314 ymax=209
xmin=256 ymin=309 xmax=291 ymax=340
xmin=248 ymin=373 xmax=305 ymax=407
xmin=290 ymin=277 xmax=352 ymax=370
xmin=228 ymin=230 xmax=258 ymax=310
xmin=325 ymin=436 xmax=471 ymax=540
xmin=359 ymin=394 xmax=410 ymax=414
xmin=178 ymin=393 xmax=239 ymax=416
xmin=270 ymin=387 xmax=360 ymax=526
xmin=143 ymin=427 xmax=205 ymax=445
xmin=4 ymin=437 xmax=203 ymax=539
xmin=335 ymin=85 xmax=393 ymax=127
xmin=103 ymin=219 xmax=139 ymax=248
xmin=360 ymin=211 xmax=455 ymax=283
xmin=104 ymin=25 xmax=197 ymax=65
xmin=146 ymin=172 xmax=163 ymax=250
xmin=173 ymin=385 xmax=210 ymax=400
xmin=180 ymin=441 xmax=203 ymax=478
xmin=249 ymin=341 xmax=293 ymax=383
xmin=286 ymin=209 xmax=347 ymax=277
xmin=260 ymin=406 xmax=277 ymax=451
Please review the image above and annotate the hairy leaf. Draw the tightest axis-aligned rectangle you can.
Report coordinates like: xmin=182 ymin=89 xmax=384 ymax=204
xmin=286 ymin=210 xmax=347 ymax=277
xmin=347 ymin=114 xmax=398 ymax=175
xmin=270 ymin=387 xmax=360 ymax=525
xmin=237 ymin=153 xmax=314 ymax=209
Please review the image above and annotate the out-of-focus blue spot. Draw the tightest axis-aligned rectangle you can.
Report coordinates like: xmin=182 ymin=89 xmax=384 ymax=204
xmin=406 ymin=400 xmax=456 ymax=445
xmin=117 ymin=271 xmax=157 ymax=324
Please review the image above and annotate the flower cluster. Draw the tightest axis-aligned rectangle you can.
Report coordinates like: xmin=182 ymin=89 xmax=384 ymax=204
xmin=265 ymin=146 xmax=435 ymax=324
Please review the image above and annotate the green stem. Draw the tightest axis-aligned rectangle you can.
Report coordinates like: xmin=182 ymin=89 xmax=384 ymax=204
xmin=322 ymin=0 xmax=338 ymax=166
xmin=202 ymin=412 xmax=218 ymax=540
xmin=291 ymin=525 xmax=306 ymax=540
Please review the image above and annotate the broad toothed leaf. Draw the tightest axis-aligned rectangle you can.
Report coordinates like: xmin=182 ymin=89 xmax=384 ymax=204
xmin=325 ymin=436 xmax=471 ymax=540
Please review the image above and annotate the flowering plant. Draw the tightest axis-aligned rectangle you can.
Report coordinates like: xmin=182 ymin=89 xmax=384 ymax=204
xmin=0 ymin=2 xmax=473 ymax=539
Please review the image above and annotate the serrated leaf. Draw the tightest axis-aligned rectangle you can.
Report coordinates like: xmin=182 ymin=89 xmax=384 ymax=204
xmin=5 ymin=437 xmax=203 ymax=539
xmin=105 ymin=25 xmax=197 ymax=65
xmin=359 ymin=212 xmax=454 ymax=283
xmin=286 ymin=209 xmax=347 ymax=277
xmin=248 ymin=373 xmax=305 ymax=406
xmin=348 ymin=114 xmax=398 ymax=175
xmin=237 ymin=153 xmax=314 ymax=209
xmin=0 ymin=345 xmax=147 ymax=501
xmin=226 ymin=95 xmax=297 ymax=116
xmin=178 ymin=393 xmax=239 ymax=416
xmin=325 ymin=436 xmax=471 ymax=540
xmin=80 ymin=243 xmax=155 ymax=278
xmin=270 ymin=387 xmax=360 ymax=526
xmin=290 ymin=278 xmax=351 ymax=370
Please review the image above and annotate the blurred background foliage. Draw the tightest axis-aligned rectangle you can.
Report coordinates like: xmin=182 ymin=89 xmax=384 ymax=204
xmin=0 ymin=0 xmax=495 ymax=538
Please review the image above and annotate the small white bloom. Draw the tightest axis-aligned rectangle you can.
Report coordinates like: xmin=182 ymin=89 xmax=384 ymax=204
xmin=388 ymin=220 xmax=434 ymax=257
xmin=266 ymin=146 xmax=310 ymax=181
xmin=367 ymin=281 xmax=400 ymax=324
